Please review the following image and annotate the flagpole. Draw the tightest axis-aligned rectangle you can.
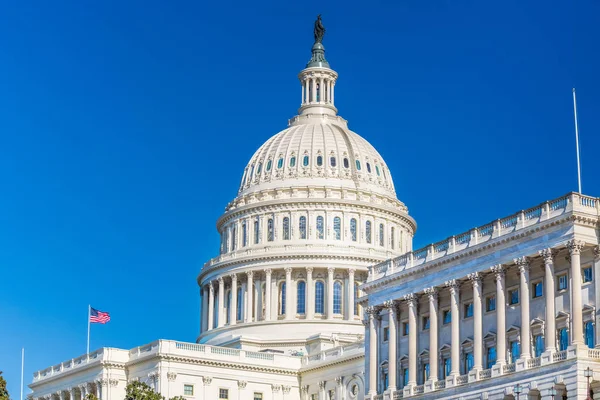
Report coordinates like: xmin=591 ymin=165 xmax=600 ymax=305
xmin=20 ymin=348 xmax=24 ymax=400
xmin=572 ymin=88 xmax=582 ymax=193
xmin=87 ymin=304 xmax=91 ymax=356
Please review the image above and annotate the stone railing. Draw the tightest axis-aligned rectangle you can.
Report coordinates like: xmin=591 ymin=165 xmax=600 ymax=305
xmin=527 ymin=357 xmax=541 ymax=368
xmin=413 ymin=385 xmax=425 ymax=394
xmin=553 ymin=350 xmax=567 ymax=362
xmin=434 ymin=380 xmax=446 ymax=390
xmin=301 ymin=341 xmax=365 ymax=366
xmin=503 ymin=363 xmax=516 ymax=373
xmin=479 ymin=369 xmax=492 ymax=379
xmin=394 ymin=392 xmax=404 ymax=399
xmin=456 ymin=375 xmax=469 ymax=385
xmin=367 ymin=192 xmax=600 ymax=282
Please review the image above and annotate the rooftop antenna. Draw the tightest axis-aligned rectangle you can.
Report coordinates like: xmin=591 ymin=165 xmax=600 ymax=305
xmin=572 ymin=88 xmax=582 ymax=193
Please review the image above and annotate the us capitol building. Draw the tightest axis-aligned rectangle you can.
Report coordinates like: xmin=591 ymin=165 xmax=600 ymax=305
xmin=29 ymin=18 xmax=600 ymax=400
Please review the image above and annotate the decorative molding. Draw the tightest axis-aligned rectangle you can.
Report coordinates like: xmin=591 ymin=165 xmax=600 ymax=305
xmin=538 ymin=248 xmax=558 ymax=264
xmin=403 ymin=293 xmax=416 ymax=305
xmin=202 ymin=376 xmax=212 ymax=386
xmin=424 ymin=286 xmax=438 ymax=301
xmin=301 ymin=385 xmax=309 ymax=393
xmin=445 ymin=279 xmax=459 ymax=293
xmin=567 ymin=239 xmax=585 ymax=256
xmin=237 ymin=381 xmax=247 ymax=389
xmin=271 ymin=384 xmax=281 ymax=393
xmin=490 ymin=264 xmax=504 ymax=280
xmin=282 ymin=385 xmax=291 ymax=394
xmin=109 ymin=379 xmax=118 ymax=387
xmin=467 ymin=272 xmax=482 ymax=287
xmin=335 ymin=376 xmax=343 ymax=385
xmin=513 ymin=256 xmax=529 ymax=273
xmin=318 ymin=381 xmax=326 ymax=390
xmin=166 ymin=372 xmax=176 ymax=382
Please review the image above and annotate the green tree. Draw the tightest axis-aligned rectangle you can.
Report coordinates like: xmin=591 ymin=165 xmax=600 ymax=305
xmin=169 ymin=396 xmax=186 ymax=400
xmin=85 ymin=394 xmax=98 ymax=400
xmin=0 ymin=371 xmax=10 ymax=400
xmin=124 ymin=381 xmax=164 ymax=400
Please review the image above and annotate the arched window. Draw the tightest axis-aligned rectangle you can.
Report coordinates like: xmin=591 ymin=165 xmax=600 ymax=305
xmin=236 ymin=287 xmax=243 ymax=321
xmin=267 ymin=218 xmax=274 ymax=242
xmin=231 ymin=226 xmax=237 ymax=250
xmin=277 ymin=157 xmax=284 ymax=169
xmin=559 ymin=328 xmax=569 ymax=351
xmin=379 ymin=223 xmax=384 ymax=247
xmin=279 ymin=282 xmax=286 ymax=315
xmin=317 ymin=216 xmax=324 ymax=239
xmin=316 ymin=83 xmax=320 ymax=102
xmin=366 ymin=163 xmax=372 ymax=173
xmin=390 ymin=227 xmax=395 ymax=249
xmin=254 ymin=218 xmax=260 ymax=244
xmin=290 ymin=156 xmax=296 ymax=167
xmin=343 ymin=158 xmax=349 ymax=168
xmin=226 ymin=290 xmax=232 ymax=324
xmin=250 ymin=165 xmax=255 ymax=180
xmin=376 ymin=165 xmax=381 ymax=176
xmin=299 ymin=216 xmax=307 ymax=239
xmin=334 ymin=217 xmax=341 ymax=240
xmin=366 ymin=221 xmax=372 ymax=244
xmin=356 ymin=160 xmax=362 ymax=170
xmin=303 ymin=155 xmax=309 ymax=167
xmin=333 ymin=281 xmax=342 ymax=314
xmin=350 ymin=218 xmax=357 ymax=242
xmin=586 ymin=321 xmax=595 ymax=348
xmin=315 ymin=281 xmax=325 ymax=314
xmin=242 ymin=222 xmax=247 ymax=247
xmin=257 ymin=162 xmax=262 ymax=175
xmin=221 ymin=231 xmax=227 ymax=254
xmin=223 ymin=231 xmax=229 ymax=253
xmin=317 ymin=155 xmax=323 ymax=167
xmin=283 ymin=217 xmax=290 ymax=240
xmin=266 ymin=159 xmax=272 ymax=171
xmin=330 ymin=156 xmax=336 ymax=167
xmin=297 ymin=281 xmax=306 ymax=314
xmin=354 ymin=283 xmax=360 ymax=316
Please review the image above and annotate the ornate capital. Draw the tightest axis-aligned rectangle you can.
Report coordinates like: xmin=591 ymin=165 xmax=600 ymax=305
xmin=567 ymin=239 xmax=585 ymax=256
xmin=445 ymin=279 xmax=459 ymax=293
xmin=490 ymin=264 xmax=505 ymax=280
xmin=403 ymin=293 xmax=417 ymax=306
xmin=230 ymin=273 xmax=237 ymax=282
xmin=335 ymin=376 xmax=343 ymax=385
xmin=98 ymin=379 xmax=108 ymax=387
xmin=595 ymin=246 xmax=600 ymax=261
xmin=424 ymin=287 xmax=438 ymax=301
xmin=348 ymin=268 xmax=356 ymax=276
xmin=366 ymin=306 xmax=381 ymax=319
xmin=285 ymin=266 xmax=292 ymax=274
xmin=514 ymin=256 xmax=529 ymax=273
xmin=467 ymin=272 xmax=482 ymax=286
xmin=318 ymin=381 xmax=326 ymax=390
xmin=202 ymin=376 xmax=212 ymax=386
xmin=283 ymin=386 xmax=291 ymax=394
xmin=539 ymin=248 xmax=558 ymax=264
xmin=237 ymin=381 xmax=247 ymax=389
xmin=166 ymin=372 xmax=176 ymax=382
xmin=271 ymin=384 xmax=281 ymax=393
xmin=306 ymin=267 xmax=313 ymax=275
xmin=109 ymin=379 xmax=118 ymax=387
xmin=383 ymin=299 xmax=396 ymax=311
xmin=327 ymin=267 xmax=335 ymax=275
xmin=246 ymin=270 xmax=254 ymax=279
xmin=209 ymin=283 xmax=215 ymax=293
xmin=264 ymin=268 xmax=272 ymax=276
xmin=217 ymin=276 xmax=224 ymax=284
xmin=301 ymin=385 xmax=309 ymax=394
xmin=147 ymin=372 xmax=159 ymax=381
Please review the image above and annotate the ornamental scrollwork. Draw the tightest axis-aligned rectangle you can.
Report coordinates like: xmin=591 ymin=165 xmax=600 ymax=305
xmin=567 ymin=239 xmax=585 ymax=256
xmin=539 ymin=248 xmax=558 ymax=264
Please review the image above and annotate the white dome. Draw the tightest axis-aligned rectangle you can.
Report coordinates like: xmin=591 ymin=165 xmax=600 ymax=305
xmin=238 ymin=115 xmax=397 ymax=200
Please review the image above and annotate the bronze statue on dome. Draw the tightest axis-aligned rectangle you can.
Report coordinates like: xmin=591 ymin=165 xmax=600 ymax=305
xmin=314 ymin=15 xmax=325 ymax=44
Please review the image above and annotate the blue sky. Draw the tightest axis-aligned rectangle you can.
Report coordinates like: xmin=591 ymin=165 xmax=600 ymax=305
xmin=1 ymin=0 xmax=599 ymax=396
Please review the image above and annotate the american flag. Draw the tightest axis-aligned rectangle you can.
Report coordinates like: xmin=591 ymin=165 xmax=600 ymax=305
xmin=90 ymin=307 xmax=111 ymax=324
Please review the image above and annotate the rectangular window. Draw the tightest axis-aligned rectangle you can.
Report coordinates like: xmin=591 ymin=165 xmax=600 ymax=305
xmin=422 ymin=363 xmax=430 ymax=382
xmin=403 ymin=369 xmax=409 ymax=387
xmin=443 ymin=358 xmax=451 ymax=378
xmin=486 ymin=295 xmax=496 ymax=312
xmin=464 ymin=352 xmax=474 ymax=374
xmin=557 ymin=274 xmax=568 ymax=291
xmin=532 ymin=281 xmax=543 ymax=298
xmin=510 ymin=341 xmax=520 ymax=362
xmin=583 ymin=266 xmax=593 ymax=283
xmin=534 ymin=335 xmax=545 ymax=357
xmin=509 ymin=288 xmax=519 ymax=305
xmin=183 ymin=385 xmax=194 ymax=396
xmin=383 ymin=327 xmax=389 ymax=342
xmin=422 ymin=316 xmax=430 ymax=330
xmin=402 ymin=322 xmax=409 ymax=336
xmin=464 ymin=302 xmax=473 ymax=318
xmin=254 ymin=394 xmax=263 ymax=400
xmin=443 ymin=310 xmax=451 ymax=324
xmin=487 ymin=346 xmax=497 ymax=368
xmin=219 ymin=388 xmax=229 ymax=399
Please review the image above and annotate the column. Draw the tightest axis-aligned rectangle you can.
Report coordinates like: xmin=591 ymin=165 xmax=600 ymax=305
xmin=264 ymin=269 xmax=272 ymax=321
xmin=594 ymin=247 xmax=600 ymax=348
xmin=254 ymin=278 xmax=261 ymax=321
xmin=306 ymin=267 xmax=314 ymax=319
xmin=328 ymin=80 xmax=332 ymax=103
xmin=301 ymin=79 xmax=305 ymax=104
xmin=347 ymin=268 xmax=355 ymax=320
xmin=319 ymin=77 xmax=324 ymax=102
xmin=404 ymin=293 xmax=418 ymax=386
xmin=445 ymin=280 xmax=460 ymax=376
xmin=469 ymin=272 xmax=483 ymax=371
xmin=515 ymin=257 xmax=531 ymax=359
xmin=208 ymin=283 xmax=215 ymax=330
xmin=285 ymin=267 xmax=293 ymax=320
xmin=384 ymin=300 xmax=397 ymax=392
xmin=201 ymin=286 xmax=209 ymax=333
xmin=245 ymin=271 xmax=254 ymax=323
xmin=217 ymin=277 xmax=225 ymax=328
xmin=305 ymin=79 xmax=309 ymax=104
xmin=425 ymin=287 xmax=438 ymax=382
xmin=79 ymin=385 xmax=87 ymax=400
xmin=367 ymin=307 xmax=379 ymax=396
xmin=568 ymin=239 xmax=586 ymax=345
xmin=70 ymin=388 xmax=77 ymax=400
xmin=327 ymin=267 xmax=335 ymax=319
xmin=230 ymin=274 xmax=237 ymax=325
xmin=311 ymin=78 xmax=316 ymax=103
xmin=491 ymin=265 xmax=506 ymax=365
xmin=331 ymin=82 xmax=335 ymax=104
xmin=539 ymin=249 xmax=557 ymax=353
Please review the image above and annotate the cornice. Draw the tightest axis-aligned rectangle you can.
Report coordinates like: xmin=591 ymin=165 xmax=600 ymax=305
xmin=299 ymin=352 xmax=365 ymax=373
xmin=156 ymin=354 xmax=300 ymax=376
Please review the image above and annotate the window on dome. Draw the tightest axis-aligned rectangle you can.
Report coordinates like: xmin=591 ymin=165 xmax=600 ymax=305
xmin=315 ymin=281 xmax=325 ymax=314
xmin=299 ymin=216 xmax=307 ymax=239
xmin=343 ymin=158 xmax=349 ymax=168
xmin=303 ymin=155 xmax=309 ymax=167
xmin=354 ymin=283 xmax=360 ymax=316
xmin=356 ymin=160 xmax=362 ymax=170
xmin=317 ymin=216 xmax=324 ymax=239
xmin=231 ymin=226 xmax=237 ymax=251
xmin=277 ymin=158 xmax=284 ymax=169
xmin=257 ymin=162 xmax=262 ymax=175
xmin=379 ymin=224 xmax=384 ymax=247
xmin=366 ymin=221 xmax=372 ymax=244
xmin=330 ymin=157 xmax=336 ymax=167
xmin=236 ymin=287 xmax=243 ymax=321
xmin=283 ymin=217 xmax=290 ymax=240
xmin=279 ymin=282 xmax=286 ymax=315
xmin=242 ymin=222 xmax=247 ymax=247
xmin=390 ymin=227 xmax=395 ymax=249
xmin=226 ymin=290 xmax=231 ymax=324
xmin=334 ymin=217 xmax=341 ymax=240
xmin=376 ymin=165 xmax=381 ymax=176
xmin=266 ymin=159 xmax=272 ymax=171
xmin=367 ymin=163 xmax=372 ymax=173
xmin=350 ymin=218 xmax=357 ymax=242
xmin=290 ymin=156 xmax=296 ymax=167
xmin=297 ymin=281 xmax=306 ymax=314
xmin=317 ymin=155 xmax=323 ymax=167
xmin=267 ymin=218 xmax=274 ymax=242
xmin=333 ymin=281 xmax=342 ymax=314
xmin=250 ymin=165 xmax=255 ymax=180
xmin=316 ymin=83 xmax=320 ymax=102
xmin=254 ymin=218 xmax=260 ymax=244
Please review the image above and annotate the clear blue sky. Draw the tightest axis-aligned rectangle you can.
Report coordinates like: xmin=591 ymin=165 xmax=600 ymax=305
xmin=1 ymin=0 xmax=598 ymax=396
